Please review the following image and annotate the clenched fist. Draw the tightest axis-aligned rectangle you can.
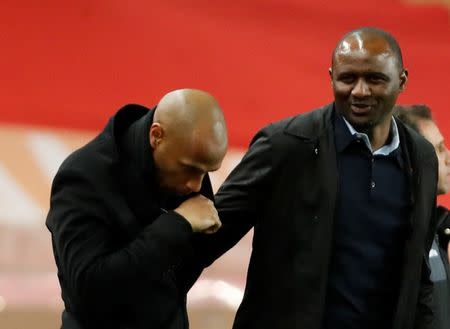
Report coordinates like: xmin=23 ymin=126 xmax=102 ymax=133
xmin=174 ymin=195 xmax=222 ymax=234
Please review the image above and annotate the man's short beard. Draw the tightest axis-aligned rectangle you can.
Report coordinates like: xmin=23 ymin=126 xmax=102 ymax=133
xmin=351 ymin=119 xmax=375 ymax=134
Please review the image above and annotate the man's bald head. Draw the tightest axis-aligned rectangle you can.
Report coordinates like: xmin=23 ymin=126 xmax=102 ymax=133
xmin=154 ymin=89 xmax=226 ymax=144
xmin=332 ymin=27 xmax=404 ymax=70
xmin=150 ymin=89 xmax=228 ymax=195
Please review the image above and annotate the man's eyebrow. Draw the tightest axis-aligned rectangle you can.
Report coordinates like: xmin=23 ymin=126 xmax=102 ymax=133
xmin=180 ymin=161 xmax=207 ymax=172
xmin=367 ymin=72 xmax=389 ymax=78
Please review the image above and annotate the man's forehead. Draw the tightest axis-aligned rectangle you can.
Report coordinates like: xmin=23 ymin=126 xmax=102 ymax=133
xmin=337 ymin=33 xmax=392 ymax=57
xmin=179 ymin=156 xmax=221 ymax=172
xmin=177 ymin=136 xmax=225 ymax=170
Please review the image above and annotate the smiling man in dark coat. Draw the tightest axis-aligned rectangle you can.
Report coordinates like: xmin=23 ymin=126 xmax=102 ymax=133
xmin=46 ymin=89 xmax=228 ymax=329
xmin=200 ymin=27 xmax=439 ymax=329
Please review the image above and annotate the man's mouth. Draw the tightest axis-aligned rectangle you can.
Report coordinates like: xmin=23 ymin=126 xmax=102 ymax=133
xmin=350 ymin=103 xmax=373 ymax=114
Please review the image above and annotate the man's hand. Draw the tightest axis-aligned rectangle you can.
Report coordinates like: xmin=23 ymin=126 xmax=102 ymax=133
xmin=174 ymin=195 xmax=222 ymax=234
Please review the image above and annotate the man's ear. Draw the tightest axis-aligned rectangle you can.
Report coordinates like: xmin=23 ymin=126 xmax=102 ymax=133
xmin=399 ymin=69 xmax=408 ymax=92
xmin=329 ymin=68 xmax=334 ymax=86
xmin=149 ymin=123 xmax=164 ymax=148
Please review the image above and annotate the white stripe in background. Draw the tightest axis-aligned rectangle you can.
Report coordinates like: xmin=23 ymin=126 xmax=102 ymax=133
xmin=27 ymin=131 xmax=73 ymax=182
xmin=188 ymin=279 xmax=244 ymax=309
xmin=209 ymin=150 xmax=244 ymax=192
xmin=0 ymin=163 xmax=44 ymax=227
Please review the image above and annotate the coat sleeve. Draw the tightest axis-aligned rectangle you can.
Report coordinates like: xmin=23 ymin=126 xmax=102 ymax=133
xmin=191 ymin=126 xmax=276 ymax=268
xmin=414 ymin=202 xmax=438 ymax=329
xmin=46 ymin=168 xmax=194 ymax=310
xmin=414 ymin=255 xmax=434 ymax=329
xmin=437 ymin=208 xmax=450 ymax=251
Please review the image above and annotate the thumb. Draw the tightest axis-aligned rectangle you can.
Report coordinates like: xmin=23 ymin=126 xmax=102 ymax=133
xmin=203 ymin=224 xmax=220 ymax=234
xmin=204 ymin=219 xmax=216 ymax=228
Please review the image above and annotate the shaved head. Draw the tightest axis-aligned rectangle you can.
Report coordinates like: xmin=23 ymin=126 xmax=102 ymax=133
xmin=150 ymin=89 xmax=228 ymax=195
xmin=332 ymin=27 xmax=404 ymax=70
xmin=154 ymin=89 xmax=227 ymax=146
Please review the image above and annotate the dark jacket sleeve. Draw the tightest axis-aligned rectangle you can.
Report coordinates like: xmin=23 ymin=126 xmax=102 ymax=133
xmin=414 ymin=201 xmax=439 ymax=329
xmin=437 ymin=207 xmax=450 ymax=251
xmin=192 ymin=126 xmax=275 ymax=268
xmin=46 ymin=167 xmax=194 ymax=310
xmin=414 ymin=256 xmax=435 ymax=329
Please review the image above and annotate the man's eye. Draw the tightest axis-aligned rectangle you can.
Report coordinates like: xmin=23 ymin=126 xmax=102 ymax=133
xmin=339 ymin=76 xmax=354 ymax=83
xmin=369 ymin=76 xmax=385 ymax=83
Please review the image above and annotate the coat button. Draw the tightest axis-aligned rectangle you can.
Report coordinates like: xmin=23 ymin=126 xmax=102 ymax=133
xmin=313 ymin=215 xmax=319 ymax=221
xmin=444 ymin=228 xmax=450 ymax=236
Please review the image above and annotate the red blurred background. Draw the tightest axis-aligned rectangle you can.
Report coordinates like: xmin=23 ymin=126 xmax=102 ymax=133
xmin=0 ymin=0 xmax=449 ymax=328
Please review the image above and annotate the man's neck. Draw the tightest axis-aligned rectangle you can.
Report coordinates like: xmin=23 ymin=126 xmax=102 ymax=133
xmin=366 ymin=119 xmax=392 ymax=151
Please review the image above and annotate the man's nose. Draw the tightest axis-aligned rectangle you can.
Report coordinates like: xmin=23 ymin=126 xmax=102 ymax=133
xmin=351 ymin=78 xmax=371 ymax=97
xmin=186 ymin=175 xmax=204 ymax=193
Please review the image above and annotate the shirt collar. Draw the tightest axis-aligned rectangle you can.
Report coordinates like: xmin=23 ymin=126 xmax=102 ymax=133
xmin=334 ymin=113 xmax=404 ymax=168
xmin=336 ymin=115 xmax=400 ymax=156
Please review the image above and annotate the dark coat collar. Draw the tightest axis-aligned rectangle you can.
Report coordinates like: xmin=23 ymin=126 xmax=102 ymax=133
xmin=283 ymin=103 xmax=334 ymax=141
xmin=281 ymin=102 xmax=436 ymax=167
xmin=116 ymin=104 xmax=156 ymax=184
xmin=105 ymin=104 xmax=164 ymax=228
